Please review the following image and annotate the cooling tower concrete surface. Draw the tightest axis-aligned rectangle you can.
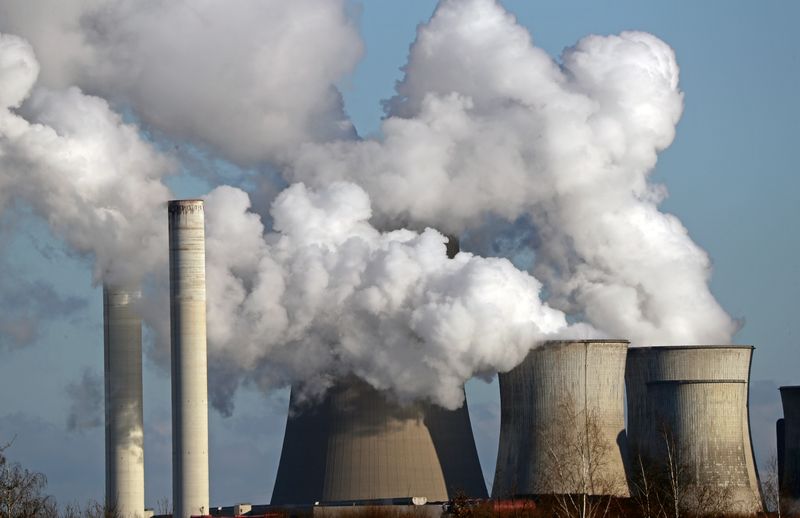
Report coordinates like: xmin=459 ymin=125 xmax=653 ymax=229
xmin=625 ymin=346 xmax=762 ymax=514
xmin=168 ymin=200 xmax=210 ymax=518
xmin=104 ymin=284 xmax=144 ymax=518
xmin=271 ymin=378 xmax=487 ymax=504
xmin=780 ymin=386 xmax=800 ymax=512
xmin=492 ymin=340 xmax=630 ymax=498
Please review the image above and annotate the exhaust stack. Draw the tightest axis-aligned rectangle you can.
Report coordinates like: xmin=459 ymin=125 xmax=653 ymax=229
xmin=104 ymin=284 xmax=144 ymax=518
xmin=168 ymin=200 xmax=210 ymax=518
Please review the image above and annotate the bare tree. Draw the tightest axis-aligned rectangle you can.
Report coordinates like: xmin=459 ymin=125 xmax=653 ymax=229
xmin=658 ymin=425 xmax=686 ymax=518
xmin=654 ymin=423 xmax=739 ymax=518
xmin=155 ymin=497 xmax=171 ymax=516
xmin=540 ymin=397 xmax=625 ymax=518
xmin=0 ymin=439 xmax=55 ymax=518
xmin=629 ymin=452 xmax=668 ymax=518
xmin=761 ymin=453 xmax=783 ymax=518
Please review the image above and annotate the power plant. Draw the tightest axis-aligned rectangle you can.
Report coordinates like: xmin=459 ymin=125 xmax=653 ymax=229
xmin=168 ymin=200 xmax=210 ymax=518
xmin=492 ymin=340 xmax=630 ymax=499
xmin=94 ymin=202 xmax=790 ymax=518
xmin=780 ymin=386 xmax=800 ymax=512
xmin=271 ymin=377 xmax=487 ymax=504
xmin=625 ymin=346 xmax=763 ymax=515
xmin=104 ymin=284 xmax=145 ymax=518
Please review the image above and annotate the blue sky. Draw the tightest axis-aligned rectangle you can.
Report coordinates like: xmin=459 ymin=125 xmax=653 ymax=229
xmin=0 ymin=0 xmax=797 ymax=509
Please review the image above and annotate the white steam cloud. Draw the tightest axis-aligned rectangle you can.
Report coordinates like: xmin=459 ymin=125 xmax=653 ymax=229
xmin=288 ymin=0 xmax=737 ymax=345
xmin=203 ymin=182 xmax=591 ymax=410
xmin=0 ymin=0 xmax=363 ymax=165
xmin=0 ymin=33 xmax=173 ymax=285
xmin=0 ymin=0 xmax=737 ymax=413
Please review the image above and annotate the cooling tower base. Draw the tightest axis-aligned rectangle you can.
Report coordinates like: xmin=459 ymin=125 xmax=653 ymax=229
xmin=271 ymin=378 xmax=487 ymax=505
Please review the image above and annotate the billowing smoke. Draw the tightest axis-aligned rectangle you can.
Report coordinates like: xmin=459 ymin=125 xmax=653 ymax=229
xmin=0 ymin=33 xmax=173 ymax=285
xmin=288 ymin=0 xmax=737 ymax=345
xmin=0 ymin=273 xmax=87 ymax=350
xmin=0 ymin=0 xmax=738 ymax=414
xmin=0 ymin=0 xmax=363 ymax=166
xmin=65 ymin=368 xmax=103 ymax=432
xmin=203 ymin=182 xmax=592 ymax=410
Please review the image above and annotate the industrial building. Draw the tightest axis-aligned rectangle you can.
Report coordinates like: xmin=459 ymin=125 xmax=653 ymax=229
xmin=99 ymin=203 xmax=785 ymax=517
xmin=104 ymin=284 xmax=145 ymax=518
xmin=780 ymin=386 xmax=800 ymax=513
xmin=492 ymin=340 xmax=630 ymax=499
xmin=625 ymin=346 xmax=763 ymax=515
xmin=168 ymin=200 xmax=211 ymax=518
xmin=271 ymin=377 xmax=488 ymax=505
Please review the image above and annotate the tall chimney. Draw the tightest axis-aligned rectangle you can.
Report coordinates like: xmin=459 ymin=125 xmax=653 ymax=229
xmin=104 ymin=284 xmax=145 ymax=518
xmin=168 ymin=200 xmax=209 ymax=518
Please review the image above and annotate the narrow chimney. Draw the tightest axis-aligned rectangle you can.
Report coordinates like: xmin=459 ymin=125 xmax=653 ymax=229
xmin=104 ymin=284 xmax=145 ymax=518
xmin=168 ymin=200 xmax=209 ymax=518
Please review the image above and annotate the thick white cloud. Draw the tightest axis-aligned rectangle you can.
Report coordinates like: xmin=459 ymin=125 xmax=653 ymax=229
xmin=288 ymin=0 xmax=736 ymax=345
xmin=0 ymin=0 xmax=363 ymax=165
xmin=0 ymin=33 xmax=173 ymax=285
xmin=0 ymin=0 xmax=737 ymax=415
xmin=202 ymin=182 xmax=591 ymax=410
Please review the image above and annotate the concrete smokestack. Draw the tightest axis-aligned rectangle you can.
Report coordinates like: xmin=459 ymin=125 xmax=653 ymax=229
xmin=271 ymin=378 xmax=487 ymax=504
xmin=625 ymin=346 xmax=763 ymax=515
xmin=168 ymin=200 xmax=209 ymax=518
xmin=780 ymin=386 xmax=800 ymax=513
xmin=104 ymin=285 xmax=144 ymax=518
xmin=492 ymin=340 xmax=630 ymax=499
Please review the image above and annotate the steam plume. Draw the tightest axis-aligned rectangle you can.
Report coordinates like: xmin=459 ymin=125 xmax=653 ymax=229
xmin=288 ymin=0 xmax=737 ymax=345
xmin=0 ymin=33 xmax=173 ymax=285
xmin=0 ymin=0 xmax=363 ymax=165
xmin=0 ymin=0 xmax=738 ymax=414
xmin=65 ymin=368 xmax=103 ymax=432
xmin=203 ymin=182 xmax=591 ymax=409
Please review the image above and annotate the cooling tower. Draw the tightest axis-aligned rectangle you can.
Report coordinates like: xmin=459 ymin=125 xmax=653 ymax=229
xmin=492 ymin=340 xmax=630 ymax=499
xmin=168 ymin=200 xmax=210 ymax=518
xmin=270 ymin=378 xmax=487 ymax=504
xmin=104 ymin=284 xmax=144 ymax=518
xmin=780 ymin=386 xmax=800 ymax=512
xmin=625 ymin=346 xmax=763 ymax=515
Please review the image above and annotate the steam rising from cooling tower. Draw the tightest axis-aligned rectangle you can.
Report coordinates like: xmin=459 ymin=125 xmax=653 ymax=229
xmin=287 ymin=0 xmax=738 ymax=349
xmin=0 ymin=0 xmax=739 ymax=416
xmin=203 ymin=182 xmax=593 ymax=410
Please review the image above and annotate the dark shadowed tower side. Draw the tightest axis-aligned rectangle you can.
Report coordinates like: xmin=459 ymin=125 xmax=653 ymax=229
xmin=780 ymin=386 xmax=800 ymax=513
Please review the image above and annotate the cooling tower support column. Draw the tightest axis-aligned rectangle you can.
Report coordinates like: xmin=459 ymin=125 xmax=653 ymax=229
xmin=780 ymin=386 xmax=800 ymax=513
xmin=104 ymin=284 xmax=144 ymax=518
xmin=168 ymin=200 xmax=210 ymax=518
xmin=625 ymin=346 xmax=763 ymax=515
xmin=492 ymin=340 xmax=630 ymax=499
